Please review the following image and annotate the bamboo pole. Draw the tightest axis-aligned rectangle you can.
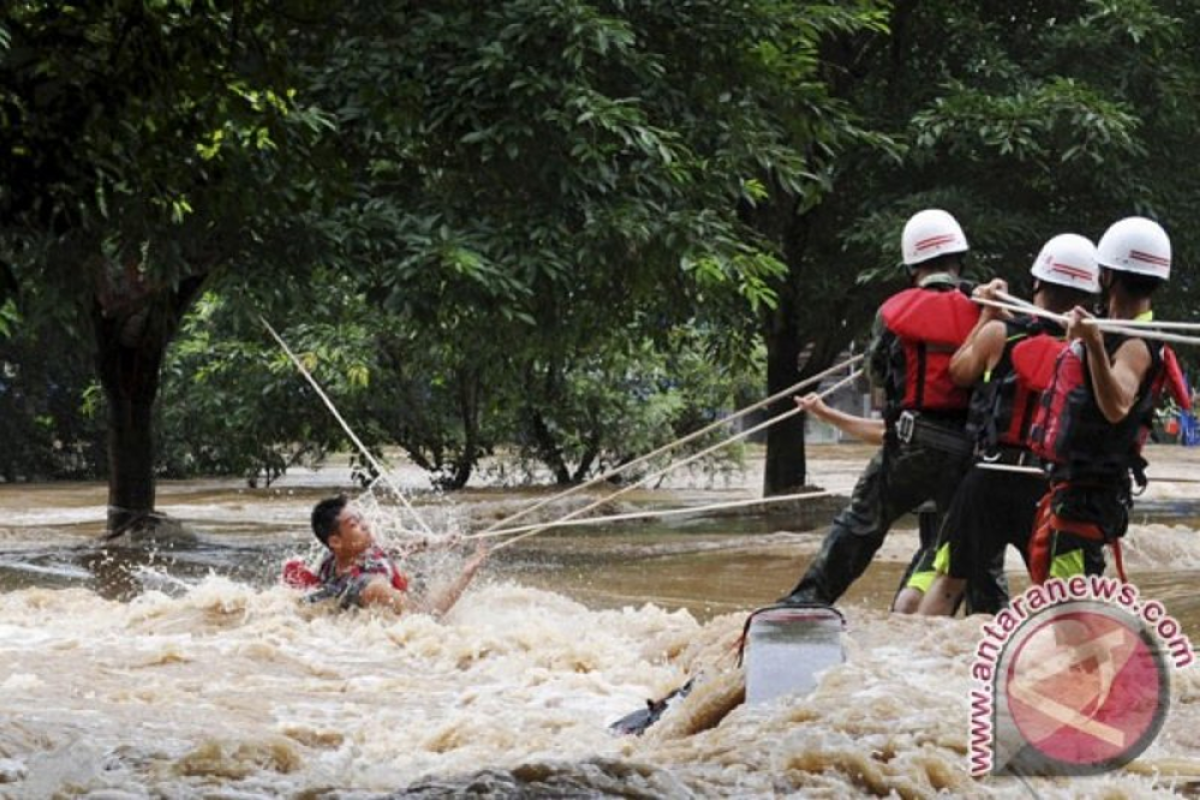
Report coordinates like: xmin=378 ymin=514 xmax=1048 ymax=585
xmin=475 ymin=352 xmax=865 ymax=537
xmin=487 ymin=369 xmax=863 ymax=551
xmin=260 ymin=316 xmax=434 ymax=536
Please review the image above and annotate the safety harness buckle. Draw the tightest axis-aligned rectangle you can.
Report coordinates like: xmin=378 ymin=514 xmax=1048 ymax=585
xmin=894 ymin=410 xmax=972 ymax=457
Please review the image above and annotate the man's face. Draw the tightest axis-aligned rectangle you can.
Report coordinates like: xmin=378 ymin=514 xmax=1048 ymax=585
xmin=331 ymin=506 xmax=373 ymax=556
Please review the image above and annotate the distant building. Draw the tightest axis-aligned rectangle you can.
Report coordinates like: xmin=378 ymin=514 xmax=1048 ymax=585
xmin=805 ymin=348 xmax=874 ymax=444
xmin=735 ymin=348 xmax=874 ymax=444
xmin=806 ymin=369 xmax=873 ymax=443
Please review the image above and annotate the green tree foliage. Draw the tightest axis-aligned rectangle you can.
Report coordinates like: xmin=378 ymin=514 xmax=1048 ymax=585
xmin=160 ymin=293 xmax=763 ymax=490
xmin=157 ymin=294 xmax=371 ymax=486
xmin=0 ymin=2 xmax=333 ymax=530
xmin=277 ymin=0 xmax=881 ymax=486
xmin=491 ymin=323 xmax=763 ymax=487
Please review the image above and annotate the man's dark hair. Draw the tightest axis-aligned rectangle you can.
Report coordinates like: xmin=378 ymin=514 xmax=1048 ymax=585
xmin=311 ymin=495 xmax=349 ymax=547
xmin=912 ymin=252 xmax=965 ymax=277
xmin=1109 ymin=269 xmax=1163 ymax=300
xmin=1035 ymin=281 xmax=1095 ymax=314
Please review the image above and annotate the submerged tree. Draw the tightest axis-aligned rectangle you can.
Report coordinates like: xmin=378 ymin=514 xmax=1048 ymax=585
xmin=0 ymin=2 xmax=332 ymax=532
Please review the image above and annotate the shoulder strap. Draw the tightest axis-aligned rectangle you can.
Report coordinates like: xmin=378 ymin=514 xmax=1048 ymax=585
xmin=880 ymin=288 xmax=980 ymax=347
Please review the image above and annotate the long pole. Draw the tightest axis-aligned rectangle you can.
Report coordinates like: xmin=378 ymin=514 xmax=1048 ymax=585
xmin=474 ymin=353 xmax=864 ymax=537
xmin=974 ymin=298 xmax=1200 ymax=347
xmin=997 ymin=290 xmax=1200 ymax=332
xmin=260 ymin=316 xmax=434 ymax=536
xmin=488 ymin=369 xmax=862 ymax=551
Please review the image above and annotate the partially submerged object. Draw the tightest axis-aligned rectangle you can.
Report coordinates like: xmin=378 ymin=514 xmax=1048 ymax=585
xmin=609 ymin=680 xmax=694 ymax=736
xmin=610 ymin=602 xmax=846 ymax=735
xmin=742 ymin=603 xmax=845 ymax=705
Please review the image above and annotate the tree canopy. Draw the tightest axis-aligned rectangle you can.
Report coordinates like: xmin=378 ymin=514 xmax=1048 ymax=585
xmin=1 ymin=1 xmax=1198 ymax=523
xmin=0 ymin=1 xmax=333 ymax=528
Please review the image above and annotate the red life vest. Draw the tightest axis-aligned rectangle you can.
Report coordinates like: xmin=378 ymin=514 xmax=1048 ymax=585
xmin=1159 ymin=346 xmax=1192 ymax=410
xmin=282 ymin=558 xmax=321 ymax=588
xmin=281 ymin=557 xmax=410 ymax=592
xmin=967 ymin=318 xmax=1065 ymax=451
xmin=878 ymin=286 xmax=980 ymax=416
xmin=1030 ymin=334 xmax=1167 ymax=483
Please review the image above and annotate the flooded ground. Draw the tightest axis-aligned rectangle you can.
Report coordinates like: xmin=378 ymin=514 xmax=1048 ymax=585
xmin=0 ymin=444 xmax=1197 ymax=797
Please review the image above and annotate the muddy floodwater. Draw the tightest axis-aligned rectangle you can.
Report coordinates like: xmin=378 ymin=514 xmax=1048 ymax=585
xmin=0 ymin=443 xmax=1198 ymax=797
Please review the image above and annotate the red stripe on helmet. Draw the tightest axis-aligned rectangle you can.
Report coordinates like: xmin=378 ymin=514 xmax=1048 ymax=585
xmin=1049 ymin=263 xmax=1093 ymax=280
xmin=915 ymin=234 xmax=958 ymax=250
xmin=1129 ymin=249 xmax=1170 ymax=267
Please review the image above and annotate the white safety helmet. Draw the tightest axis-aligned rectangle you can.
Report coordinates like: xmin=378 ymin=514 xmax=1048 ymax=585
xmin=1096 ymin=216 xmax=1171 ymax=280
xmin=1030 ymin=233 xmax=1100 ymax=293
xmin=901 ymin=209 xmax=969 ymax=266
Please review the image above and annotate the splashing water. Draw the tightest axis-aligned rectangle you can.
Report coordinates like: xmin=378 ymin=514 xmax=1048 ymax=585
xmin=0 ymin=447 xmax=1198 ymax=796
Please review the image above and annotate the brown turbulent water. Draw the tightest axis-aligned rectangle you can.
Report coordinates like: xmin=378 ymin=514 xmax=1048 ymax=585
xmin=0 ymin=444 xmax=1197 ymax=798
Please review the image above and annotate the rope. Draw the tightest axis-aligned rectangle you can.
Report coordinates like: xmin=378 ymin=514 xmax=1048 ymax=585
xmin=975 ymin=462 xmax=1045 ymax=475
xmin=476 ymin=352 xmax=864 ymax=537
xmin=487 ymin=368 xmax=863 ymax=552
xmin=259 ymin=316 xmax=434 ymax=536
xmin=471 ymin=489 xmax=838 ymax=539
xmin=999 ymin=290 xmax=1200 ymax=332
xmin=977 ymin=295 xmax=1200 ymax=347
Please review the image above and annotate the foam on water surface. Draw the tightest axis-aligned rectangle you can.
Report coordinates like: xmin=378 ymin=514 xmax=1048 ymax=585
xmin=0 ymin=445 xmax=1197 ymax=796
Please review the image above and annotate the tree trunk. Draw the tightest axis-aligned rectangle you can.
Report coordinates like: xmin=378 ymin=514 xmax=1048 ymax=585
xmin=94 ymin=304 xmax=166 ymax=535
xmin=763 ymin=295 xmax=808 ymax=496
xmin=93 ymin=275 xmax=205 ymax=537
xmin=571 ymin=433 xmax=600 ymax=484
xmin=525 ymin=364 xmax=573 ymax=485
xmin=755 ymin=195 xmax=813 ymax=497
xmin=530 ymin=410 xmax=572 ymax=485
xmin=752 ymin=200 xmax=869 ymax=496
xmin=445 ymin=367 xmax=479 ymax=490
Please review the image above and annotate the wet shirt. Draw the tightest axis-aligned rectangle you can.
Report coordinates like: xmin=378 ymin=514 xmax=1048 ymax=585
xmin=310 ymin=545 xmax=406 ymax=609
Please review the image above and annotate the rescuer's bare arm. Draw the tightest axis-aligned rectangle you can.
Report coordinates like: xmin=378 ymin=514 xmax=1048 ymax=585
xmin=795 ymin=393 xmax=885 ymax=446
xmin=1066 ymin=307 xmax=1151 ymax=424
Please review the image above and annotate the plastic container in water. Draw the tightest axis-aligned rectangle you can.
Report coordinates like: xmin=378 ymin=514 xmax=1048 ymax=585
xmin=743 ymin=604 xmax=846 ymax=705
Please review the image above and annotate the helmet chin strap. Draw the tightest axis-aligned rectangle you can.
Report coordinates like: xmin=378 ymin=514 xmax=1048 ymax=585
xmin=1097 ymin=268 xmax=1113 ymax=317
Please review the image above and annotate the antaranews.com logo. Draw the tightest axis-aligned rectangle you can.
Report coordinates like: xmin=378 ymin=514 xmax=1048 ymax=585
xmin=969 ymin=576 xmax=1194 ymax=778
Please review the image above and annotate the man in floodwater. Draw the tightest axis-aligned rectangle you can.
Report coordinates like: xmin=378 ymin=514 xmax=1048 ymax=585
xmin=300 ymin=495 xmax=487 ymax=616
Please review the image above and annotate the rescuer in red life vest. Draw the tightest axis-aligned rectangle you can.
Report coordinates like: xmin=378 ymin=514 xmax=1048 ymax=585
xmin=780 ymin=209 xmax=996 ymax=613
xmin=1026 ymin=217 xmax=1182 ymax=583
xmin=917 ymin=233 xmax=1100 ymax=616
